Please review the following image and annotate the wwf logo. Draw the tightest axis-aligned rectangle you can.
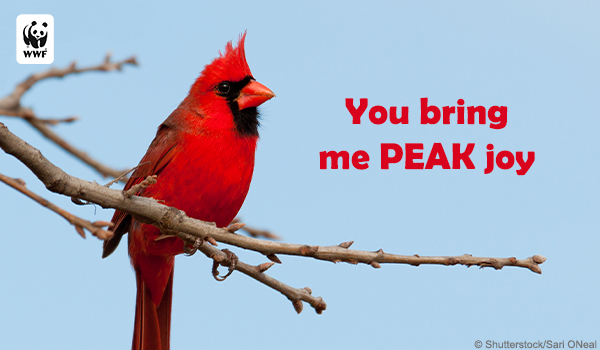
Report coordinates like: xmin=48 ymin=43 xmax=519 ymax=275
xmin=23 ymin=20 xmax=49 ymax=49
xmin=17 ymin=14 xmax=54 ymax=64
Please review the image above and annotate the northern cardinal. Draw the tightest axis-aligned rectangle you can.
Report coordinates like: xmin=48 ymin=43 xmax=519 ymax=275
xmin=102 ymin=33 xmax=274 ymax=350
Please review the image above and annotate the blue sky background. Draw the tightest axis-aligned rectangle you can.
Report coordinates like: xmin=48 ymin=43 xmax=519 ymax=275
xmin=1 ymin=1 xmax=598 ymax=349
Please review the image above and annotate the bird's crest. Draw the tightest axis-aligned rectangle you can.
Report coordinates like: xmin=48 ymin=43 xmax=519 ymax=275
xmin=193 ymin=32 xmax=253 ymax=92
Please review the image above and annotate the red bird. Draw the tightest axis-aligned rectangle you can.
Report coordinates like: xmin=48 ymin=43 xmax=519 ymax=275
xmin=102 ymin=33 xmax=274 ymax=350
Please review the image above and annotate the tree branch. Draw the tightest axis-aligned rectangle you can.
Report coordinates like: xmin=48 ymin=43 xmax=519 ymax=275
xmin=0 ymin=53 xmax=137 ymax=180
xmin=0 ymin=121 xmax=329 ymax=313
xmin=191 ymin=235 xmax=326 ymax=314
xmin=0 ymin=122 xmax=546 ymax=314
xmin=231 ymin=218 xmax=281 ymax=240
xmin=0 ymin=109 xmax=78 ymax=125
xmin=0 ymin=53 xmax=138 ymax=111
xmin=0 ymin=172 xmax=113 ymax=239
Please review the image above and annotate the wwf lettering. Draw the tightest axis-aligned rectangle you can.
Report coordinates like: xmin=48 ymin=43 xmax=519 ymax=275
xmin=16 ymin=14 xmax=54 ymax=64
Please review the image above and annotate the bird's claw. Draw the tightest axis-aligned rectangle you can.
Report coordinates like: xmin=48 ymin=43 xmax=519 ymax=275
xmin=212 ymin=248 xmax=238 ymax=282
xmin=184 ymin=237 xmax=203 ymax=256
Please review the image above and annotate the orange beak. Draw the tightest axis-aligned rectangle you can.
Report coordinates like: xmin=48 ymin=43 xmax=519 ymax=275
xmin=237 ymin=80 xmax=275 ymax=110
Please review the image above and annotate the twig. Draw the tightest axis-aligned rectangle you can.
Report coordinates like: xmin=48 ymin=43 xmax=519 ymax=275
xmin=0 ymin=53 xmax=137 ymax=180
xmin=195 ymin=235 xmax=547 ymax=274
xmin=29 ymin=115 xmax=129 ymax=179
xmin=0 ymin=122 xmax=547 ymax=314
xmin=104 ymin=161 xmax=151 ymax=188
xmin=0 ymin=53 xmax=138 ymax=111
xmin=0 ymin=109 xmax=78 ymax=125
xmin=176 ymin=231 xmax=325 ymax=313
xmin=201 ymin=239 xmax=326 ymax=314
xmin=123 ymin=175 xmax=157 ymax=198
xmin=0 ymin=172 xmax=113 ymax=239
xmin=231 ymin=217 xmax=281 ymax=240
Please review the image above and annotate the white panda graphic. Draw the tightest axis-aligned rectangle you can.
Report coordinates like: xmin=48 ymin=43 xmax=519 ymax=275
xmin=23 ymin=21 xmax=48 ymax=49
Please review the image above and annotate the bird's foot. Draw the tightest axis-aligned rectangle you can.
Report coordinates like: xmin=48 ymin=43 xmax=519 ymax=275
xmin=212 ymin=248 xmax=238 ymax=281
xmin=184 ymin=237 xmax=203 ymax=256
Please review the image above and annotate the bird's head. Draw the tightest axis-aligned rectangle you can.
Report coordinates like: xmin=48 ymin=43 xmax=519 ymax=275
xmin=187 ymin=32 xmax=275 ymax=137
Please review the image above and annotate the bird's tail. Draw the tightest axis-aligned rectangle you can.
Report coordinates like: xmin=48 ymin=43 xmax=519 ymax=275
xmin=132 ymin=265 xmax=173 ymax=350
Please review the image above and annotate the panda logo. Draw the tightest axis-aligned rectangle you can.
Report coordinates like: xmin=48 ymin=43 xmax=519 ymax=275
xmin=23 ymin=21 xmax=48 ymax=49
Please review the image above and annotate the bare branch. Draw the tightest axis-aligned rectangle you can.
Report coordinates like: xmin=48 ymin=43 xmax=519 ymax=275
xmin=0 ymin=122 xmax=547 ymax=313
xmin=28 ymin=114 xmax=129 ymax=179
xmin=179 ymin=231 xmax=326 ymax=314
xmin=232 ymin=217 xmax=281 ymax=240
xmin=0 ymin=53 xmax=138 ymax=110
xmin=104 ymin=161 xmax=151 ymax=188
xmin=201 ymin=237 xmax=547 ymax=274
xmin=0 ymin=172 xmax=113 ymax=239
xmin=0 ymin=53 xmax=137 ymax=180
xmin=225 ymin=222 xmax=246 ymax=233
xmin=123 ymin=175 xmax=157 ymax=198
xmin=0 ymin=109 xmax=78 ymax=125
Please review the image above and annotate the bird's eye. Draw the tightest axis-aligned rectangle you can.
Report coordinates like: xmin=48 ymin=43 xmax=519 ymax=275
xmin=217 ymin=82 xmax=230 ymax=94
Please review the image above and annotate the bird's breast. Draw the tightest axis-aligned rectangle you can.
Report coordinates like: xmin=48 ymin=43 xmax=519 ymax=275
xmin=129 ymin=130 xmax=257 ymax=259
xmin=151 ymin=132 xmax=257 ymax=227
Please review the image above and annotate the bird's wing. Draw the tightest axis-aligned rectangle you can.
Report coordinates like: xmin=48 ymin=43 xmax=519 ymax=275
xmin=102 ymin=123 xmax=180 ymax=258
